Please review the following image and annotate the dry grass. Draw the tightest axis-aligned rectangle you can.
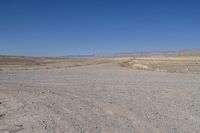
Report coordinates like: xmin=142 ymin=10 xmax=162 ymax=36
xmin=0 ymin=56 xmax=113 ymax=71
xmin=119 ymin=56 xmax=200 ymax=73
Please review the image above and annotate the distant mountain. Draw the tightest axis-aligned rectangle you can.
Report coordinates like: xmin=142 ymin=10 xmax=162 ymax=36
xmin=96 ymin=48 xmax=200 ymax=57
xmin=96 ymin=51 xmax=177 ymax=57
xmin=61 ymin=54 xmax=96 ymax=58
xmin=178 ymin=49 xmax=200 ymax=56
xmin=1 ymin=48 xmax=200 ymax=58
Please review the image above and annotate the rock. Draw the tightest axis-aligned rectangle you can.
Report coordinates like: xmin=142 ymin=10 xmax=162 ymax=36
xmin=154 ymin=112 xmax=158 ymax=115
xmin=0 ymin=113 xmax=6 ymax=119
xmin=40 ymin=91 xmax=45 ymax=94
xmin=190 ymin=103 xmax=194 ymax=107
xmin=14 ymin=124 xmax=24 ymax=131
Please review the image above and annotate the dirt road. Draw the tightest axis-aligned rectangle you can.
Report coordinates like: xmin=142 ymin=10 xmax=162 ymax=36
xmin=0 ymin=63 xmax=200 ymax=133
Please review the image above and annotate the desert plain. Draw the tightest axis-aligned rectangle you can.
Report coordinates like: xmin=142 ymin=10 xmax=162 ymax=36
xmin=0 ymin=56 xmax=200 ymax=133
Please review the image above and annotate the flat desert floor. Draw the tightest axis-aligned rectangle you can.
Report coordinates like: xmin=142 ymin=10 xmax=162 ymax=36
xmin=0 ymin=63 xmax=200 ymax=133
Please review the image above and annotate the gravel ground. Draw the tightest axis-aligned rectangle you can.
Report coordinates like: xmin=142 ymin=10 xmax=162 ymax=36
xmin=0 ymin=63 xmax=200 ymax=133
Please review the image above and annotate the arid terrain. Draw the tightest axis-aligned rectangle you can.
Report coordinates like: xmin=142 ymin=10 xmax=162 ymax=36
xmin=0 ymin=56 xmax=200 ymax=133
xmin=0 ymin=56 xmax=113 ymax=71
xmin=119 ymin=56 xmax=200 ymax=73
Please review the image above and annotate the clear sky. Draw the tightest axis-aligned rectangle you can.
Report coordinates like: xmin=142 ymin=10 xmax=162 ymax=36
xmin=0 ymin=0 xmax=200 ymax=56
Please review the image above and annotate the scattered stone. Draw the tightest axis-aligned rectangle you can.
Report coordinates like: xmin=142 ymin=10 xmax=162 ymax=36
xmin=154 ymin=112 xmax=158 ymax=115
xmin=0 ymin=60 xmax=199 ymax=132
xmin=190 ymin=104 xmax=194 ymax=107
xmin=1 ymin=126 xmax=22 ymax=133
xmin=40 ymin=91 xmax=45 ymax=94
xmin=12 ymin=124 xmax=24 ymax=132
xmin=0 ymin=113 xmax=6 ymax=119
xmin=171 ymin=127 xmax=179 ymax=133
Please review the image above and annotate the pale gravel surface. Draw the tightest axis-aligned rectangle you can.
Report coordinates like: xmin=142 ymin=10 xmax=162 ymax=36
xmin=0 ymin=63 xmax=200 ymax=133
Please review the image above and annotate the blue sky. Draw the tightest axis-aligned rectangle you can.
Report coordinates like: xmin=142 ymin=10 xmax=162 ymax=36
xmin=0 ymin=0 xmax=200 ymax=56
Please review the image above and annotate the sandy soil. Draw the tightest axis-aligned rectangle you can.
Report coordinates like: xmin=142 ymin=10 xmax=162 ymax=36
xmin=0 ymin=56 xmax=113 ymax=71
xmin=0 ymin=63 xmax=200 ymax=133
